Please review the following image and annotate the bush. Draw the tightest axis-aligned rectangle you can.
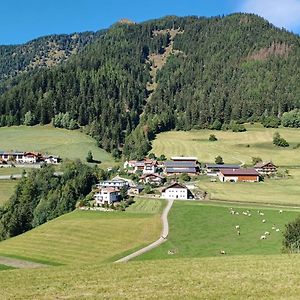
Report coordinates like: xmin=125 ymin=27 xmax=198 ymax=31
xmin=209 ymin=134 xmax=218 ymax=141
xmin=231 ymin=122 xmax=246 ymax=132
xmin=215 ymin=155 xmax=224 ymax=164
xmin=273 ymin=132 xmax=289 ymax=147
xmin=252 ymin=157 xmax=262 ymax=165
xmin=86 ymin=150 xmax=94 ymax=163
xmin=283 ymin=216 xmax=300 ymax=253
xmin=262 ymin=116 xmax=281 ymax=128
xmin=179 ymin=173 xmax=191 ymax=182
xmin=281 ymin=109 xmax=300 ymax=128
xmin=211 ymin=120 xmax=222 ymax=130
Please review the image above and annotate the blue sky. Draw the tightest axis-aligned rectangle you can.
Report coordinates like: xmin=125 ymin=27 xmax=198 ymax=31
xmin=1 ymin=0 xmax=300 ymax=45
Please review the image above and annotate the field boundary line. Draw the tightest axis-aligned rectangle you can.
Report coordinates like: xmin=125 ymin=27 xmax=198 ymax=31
xmin=115 ymin=199 xmax=174 ymax=263
xmin=0 ymin=256 xmax=48 ymax=269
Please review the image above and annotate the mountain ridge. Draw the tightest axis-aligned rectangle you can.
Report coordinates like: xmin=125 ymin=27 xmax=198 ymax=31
xmin=0 ymin=14 xmax=299 ymax=158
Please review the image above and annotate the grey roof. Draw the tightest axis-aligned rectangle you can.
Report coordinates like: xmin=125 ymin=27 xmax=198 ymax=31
xmin=166 ymin=167 xmax=197 ymax=173
xmin=205 ymin=164 xmax=240 ymax=169
xmin=164 ymin=161 xmax=197 ymax=168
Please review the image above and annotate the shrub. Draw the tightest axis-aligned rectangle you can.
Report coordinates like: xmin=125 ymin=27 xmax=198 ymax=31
xmin=211 ymin=120 xmax=222 ymax=130
xmin=262 ymin=116 xmax=281 ymax=128
xmin=283 ymin=216 xmax=300 ymax=253
xmin=215 ymin=155 xmax=224 ymax=164
xmin=86 ymin=150 xmax=94 ymax=163
xmin=273 ymin=132 xmax=289 ymax=147
xmin=252 ymin=157 xmax=262 ymax=165
xmin=180 ymin=173 xmax=191 ymax=182
xmin=209 ymin=134 xmax=218 ymax=141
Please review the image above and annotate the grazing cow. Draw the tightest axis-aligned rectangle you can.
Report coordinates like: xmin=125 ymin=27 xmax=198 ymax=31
xmin=265 ymin=231 xmax=270 ymax=235
xmin=237 ymin=230 xmax=241 ymax=236
xmin=279 ymin=210 xmax=283 ymax=214
xmin=276 ymin=228 xmax=280 ymax=232
xmin=260 ymin=235 xmax=267 ymax=240
xmin=260 ymin=212 xmax=264 ymax=216
xmin=248 ymin=214 xmax=251 ymax=217
xmin=262 ymin=219 xmax=266 ymax=223
xmin=220 ymin=250 xmax=226 ymax=255
xmin=235 ymin=225 xmax=240 ymax=229
xmin=272 ymin=225 xmax=276 ymax=230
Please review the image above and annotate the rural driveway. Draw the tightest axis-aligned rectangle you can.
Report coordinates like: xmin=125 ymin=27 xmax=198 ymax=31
xmin=115 ymin=199 xmax=174 ymax=263
xmin=0 ymin=256 xmax=47 ymax=269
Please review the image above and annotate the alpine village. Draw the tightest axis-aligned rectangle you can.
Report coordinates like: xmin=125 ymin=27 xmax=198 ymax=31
xmin=0 ymin=12 xmax=300 ymax=300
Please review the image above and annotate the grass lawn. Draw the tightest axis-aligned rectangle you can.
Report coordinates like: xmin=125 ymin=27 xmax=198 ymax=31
xmin=0 ymin=180 xmax=17 ymax=205
xmin=152 ymin=123 xmax=300 ymax=166
xmin=0 ymin=125 xmax=114 ymax=168
xmin=0 ymin=199 xmax=164 ymax=265
xmin=1 ymin=255 xmax=300 ymax=299
xmin=199 ymin=168 xmax=300 ymax=206
xmin=136 ymin=201 xmax=300 ymax=261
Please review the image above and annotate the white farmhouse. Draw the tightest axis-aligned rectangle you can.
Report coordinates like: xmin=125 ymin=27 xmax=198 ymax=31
xmin=94 ymin=188 xmax=120 ymax=205
xmin=161 ymin=182 xmax=192 ymax=200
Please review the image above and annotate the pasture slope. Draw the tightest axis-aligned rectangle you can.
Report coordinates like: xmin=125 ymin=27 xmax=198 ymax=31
xmin=0 ymin=199 xmax=164 ymax=265
xmin=1 ymin=255 xmax=300 ymax=299
xmin=152 ymin=123 xmax=300 ymax=166
xmin=136 ymin=201 xmax=300 ymax=261
xmin=0 ymin=125 xmax=114 ymax=167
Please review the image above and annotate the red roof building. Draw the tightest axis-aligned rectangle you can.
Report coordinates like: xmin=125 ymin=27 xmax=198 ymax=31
xmin=218 ymin=168 xmax=260 ymax=183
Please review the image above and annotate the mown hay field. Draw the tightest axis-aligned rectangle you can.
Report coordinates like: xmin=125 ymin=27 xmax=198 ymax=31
xmin=0 ymin=199 xmax=164 ymax=265
xmin=0 ymin=125 xmax=114 ymax=168
xmin=1 ymin=255 xmax=300 ymax=299
xmin=199 ymin=168 xmax=300 ymax=206
xmin=152 ymin=124 xmax=300 ymax=167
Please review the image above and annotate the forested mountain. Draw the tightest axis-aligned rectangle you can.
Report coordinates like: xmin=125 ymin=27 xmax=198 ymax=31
xmin=0 ymin=14 xmax=300 ymax=158
xmin=0 ymin=30 xmax=105 ymax=81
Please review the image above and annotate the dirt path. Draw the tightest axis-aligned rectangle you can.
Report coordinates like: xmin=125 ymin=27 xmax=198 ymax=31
xmin=115 ymin=199 xmax=174 ymax=263
xmin=0 ymin=256 xmax=47 ymax=269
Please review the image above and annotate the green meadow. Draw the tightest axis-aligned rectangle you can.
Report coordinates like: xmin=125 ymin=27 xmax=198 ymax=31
xmin=0 ymin=180 xmax=17 ymax=205
xmin=152 ymin=123 xmax=300 ymax=166
xmin=0 ymin=125 xmax=113 ymax=167
xmin=199 ymin=168 xmax=300 ymax=206
xmin=137 ymin=201 xmax=300 ymax=261
xmin=1 ymin=255 xmax=300 ymax=299
xmin=0 ymin=199 xmax=164 ymax=265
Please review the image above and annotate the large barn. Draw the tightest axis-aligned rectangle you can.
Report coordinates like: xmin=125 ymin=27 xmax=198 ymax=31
xmin=218 ymin=168 xmax=260 ymax=182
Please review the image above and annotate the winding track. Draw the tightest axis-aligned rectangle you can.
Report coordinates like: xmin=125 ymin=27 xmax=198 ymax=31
xmin=115 ymin=199 xmax=174 ymax=263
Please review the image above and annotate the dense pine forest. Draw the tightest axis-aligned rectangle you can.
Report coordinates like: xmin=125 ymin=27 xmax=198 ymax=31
xmin=0 ymin=14 xmax=300 ymax=158
xmin=0 ymin=30 xmax=105 ymax=81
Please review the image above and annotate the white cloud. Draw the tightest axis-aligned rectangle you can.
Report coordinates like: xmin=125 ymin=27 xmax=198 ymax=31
xmin=239 ymin=0 xmax=300 ymax=31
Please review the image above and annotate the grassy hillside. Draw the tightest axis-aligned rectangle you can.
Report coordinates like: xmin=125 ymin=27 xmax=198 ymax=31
xmin=0 ymin=199 xmax=164 ymax=265
xmin=1 ymin=255 xmax=300 ymax=299
xmin=0 ymin=180 xmax=17 ymax=205
xmin=200 ymin=168 xmax=300 ymax=205
xmin=0 ymin=125 xmax=113 ymax=167
xmin=152 ymin=124 xmax=300 ymax=166
xmin=136 ymin=201 xmax=300 ymax=261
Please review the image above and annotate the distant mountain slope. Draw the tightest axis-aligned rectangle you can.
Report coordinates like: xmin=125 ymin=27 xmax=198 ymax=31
xmin=0 ymin=14 xmax=299 ymax=158
xmin=0 ymin=30 xmax=105 ymax=81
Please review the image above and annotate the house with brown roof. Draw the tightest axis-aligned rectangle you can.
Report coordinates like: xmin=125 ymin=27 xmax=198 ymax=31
xmin=140 ymin=173 xmax=165 ymax=186
xmin=161 ymin=182 xmax=193 ymax=200
xmin=218 ymin=168 xmax=260 ymax=183
xmin=254 ymin=161 xmax=277 ymax=175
